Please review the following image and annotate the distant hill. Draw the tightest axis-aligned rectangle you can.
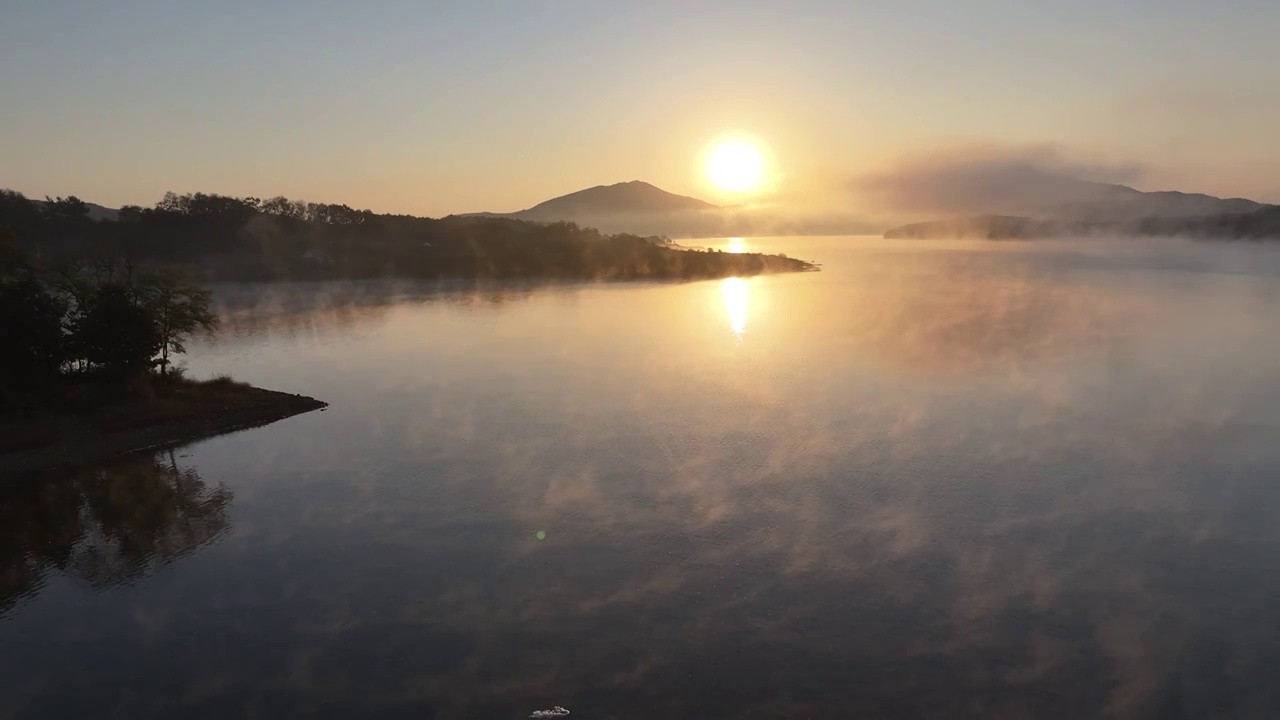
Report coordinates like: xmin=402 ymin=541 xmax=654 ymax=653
xmin=885 ymin=215 xmax=1070 ymax=240
xmin=876 ymin=166 xmax=1264 ymax=221
xmin=881 ymin=175 xmax=1277 ymax=240
xmin=462 ymin=181 xmax=722 ymax=236
xmin=470 ymin=177 xmax=1273 ymax=239
xmin=1134 ymin=205 xmax=1280 ymax=239
xmin=508 ymin=180 xmax=717 ymax=220
xmin=883 ymin=206 xmax=1280 ymax=241
xmin=79 ymin=201 xmax=118 ymax=222
xmin=30 ymin=197 xmax=119 ymax=222
xmin=461 ymin=180 xmax=885 ymax=237
xmin=1033 ymin=182 xmax=1265 ymax=222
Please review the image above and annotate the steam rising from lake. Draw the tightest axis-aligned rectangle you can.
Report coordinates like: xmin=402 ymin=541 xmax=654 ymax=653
xmin=4 ymin=236 xmax=1280 ymax=718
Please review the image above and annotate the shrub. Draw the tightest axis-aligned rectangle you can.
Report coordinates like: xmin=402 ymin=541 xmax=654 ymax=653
xmin=0 ymin=277 xmax=66 ymax=390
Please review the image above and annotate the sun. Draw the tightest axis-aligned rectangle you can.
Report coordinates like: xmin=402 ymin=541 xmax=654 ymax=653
xmin=704 ymin=138 xmax=765 ymax=194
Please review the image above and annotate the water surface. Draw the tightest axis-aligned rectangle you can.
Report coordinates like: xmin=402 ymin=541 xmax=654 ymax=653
xmin=4 ymin=236 xmax=1280 ymax=719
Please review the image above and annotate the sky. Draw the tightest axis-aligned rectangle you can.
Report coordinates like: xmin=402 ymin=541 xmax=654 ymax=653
xmin=4 ymin=0 xmax=1279 ymax=217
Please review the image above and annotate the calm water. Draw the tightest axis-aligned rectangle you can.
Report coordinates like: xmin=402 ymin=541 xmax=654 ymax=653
xmin=4 ymin=236 xmax=1280 ymax=719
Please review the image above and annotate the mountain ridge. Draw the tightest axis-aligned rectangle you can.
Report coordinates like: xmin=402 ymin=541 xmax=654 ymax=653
xmin=883 ymin=205 xmax=1280 ymax=240
xmin=16 ymin=177 xmax=1274 ymax=239
xmin=464 ymin=180 xmax=717 ymax=223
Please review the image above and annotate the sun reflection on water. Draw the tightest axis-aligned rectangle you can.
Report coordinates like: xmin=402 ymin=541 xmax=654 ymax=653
xmin=721 ymin=277 xmax=748 ymax=336
xmin=727 ymin=237 xmax=746 ymax=254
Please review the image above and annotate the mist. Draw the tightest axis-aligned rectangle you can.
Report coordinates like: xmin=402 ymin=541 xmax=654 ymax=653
xmin=541 ymin=205 xmax=883 ymax=239
xmin=849 ymin=144 xmax=1146 ymax=221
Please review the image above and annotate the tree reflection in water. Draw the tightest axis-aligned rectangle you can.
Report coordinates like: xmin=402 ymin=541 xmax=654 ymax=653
xmin=0 ymin=450 xmax=232 ymax=615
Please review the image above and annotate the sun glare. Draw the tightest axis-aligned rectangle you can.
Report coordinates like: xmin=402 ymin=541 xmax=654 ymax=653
xmin=705 ymin=139 xmax=765 ymax=194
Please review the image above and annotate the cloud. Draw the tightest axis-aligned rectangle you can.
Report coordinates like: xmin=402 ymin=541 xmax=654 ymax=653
xmin=851 ymin=144 xmax=1146 ymax=217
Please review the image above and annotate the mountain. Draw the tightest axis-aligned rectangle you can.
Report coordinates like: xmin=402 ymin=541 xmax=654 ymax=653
xmin=30 ymin=197 xmax=119 ymax=221
xmin=1033 ymin=182 xmax=1265 ymax=223
xmin=885 ymin=215 xmax=1071 ymax=240
xmin=881 ymin=177 xmax=1276 ymax=240
xmin=79 ymin=201 xmax=119 ymax=221
xmin=1134 ymin=205 xmax=1280 ymax=239
xmin=883 ymin=206 xmax=1280 ymax=241
xmin=509 ymin=180 xmax=716 ymax=220
xmin=463 ymin=181 xmax=722 ymax=236
xmin=462 ymin=180 xmax=885 ymax=237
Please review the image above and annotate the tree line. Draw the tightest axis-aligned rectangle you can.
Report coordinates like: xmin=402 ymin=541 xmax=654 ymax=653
xmin=0 ymin=189 xmax=814 ymax=283
xmin=1 ymin=239 xmax=215 ymax=410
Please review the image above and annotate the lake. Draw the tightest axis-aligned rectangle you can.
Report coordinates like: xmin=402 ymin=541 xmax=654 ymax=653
xmin=4 ymin=236 xmax=1280 ymax=719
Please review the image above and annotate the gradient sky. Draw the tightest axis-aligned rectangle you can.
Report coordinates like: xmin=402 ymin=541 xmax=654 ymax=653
xmin=4 ymin=0 xmax=1279 ymax=216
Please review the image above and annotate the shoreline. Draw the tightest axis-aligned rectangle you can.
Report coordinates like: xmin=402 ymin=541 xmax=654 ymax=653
xmin=193 ymin=254 xmax=820 ymax=284
xmin=0 ymin=387 xmax=326 ymax=476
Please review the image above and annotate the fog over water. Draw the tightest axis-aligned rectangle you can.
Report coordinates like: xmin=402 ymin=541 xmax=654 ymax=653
xmin=4 ymin=236 xmax=1280 ymax=719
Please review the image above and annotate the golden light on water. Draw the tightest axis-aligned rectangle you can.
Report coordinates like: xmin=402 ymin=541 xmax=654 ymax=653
xmin=721 ymin=277 xmax=749 ymax=335
xmin=704 ymin=138 xmax=765 ymax=194
xmin=728 ymin=237 xmax=746 ymax=254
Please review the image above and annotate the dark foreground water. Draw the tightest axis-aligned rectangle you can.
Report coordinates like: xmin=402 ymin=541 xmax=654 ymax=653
xmin=4 ymin=236 xmax=1280 ymax=719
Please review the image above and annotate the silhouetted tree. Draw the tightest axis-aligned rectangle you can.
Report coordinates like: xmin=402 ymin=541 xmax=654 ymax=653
xmin=0 ymin=229 xmax=31 ymax=275
xmin=74 ymin=283 xmax=162 ymax=377
xmin=260 ymin=195 xmax=293 ymax=216
xmin=0 ymin=190 xmax=43 ymax=237
xmin=0 ymin=277 xmax=66 ymax=390
xmin=0 ymin=245 xmax=224 ymax=389
xmin=41 ymin=195 xmax=90 ymax=224
xmin=116 ymin=204 xmax=145 ymax=224
xmin=136 ymin=267 xmax=218 ymax=375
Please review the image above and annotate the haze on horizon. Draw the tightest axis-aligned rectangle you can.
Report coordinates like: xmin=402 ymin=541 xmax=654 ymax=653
xmin=4 ymin=0 xmax=1280 ymax=220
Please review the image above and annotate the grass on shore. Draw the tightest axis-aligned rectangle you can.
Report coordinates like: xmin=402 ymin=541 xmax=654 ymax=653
xmin=1 ymin=370 xmax=301 ymax=454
